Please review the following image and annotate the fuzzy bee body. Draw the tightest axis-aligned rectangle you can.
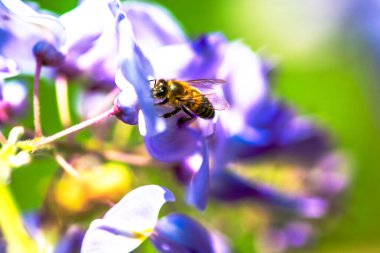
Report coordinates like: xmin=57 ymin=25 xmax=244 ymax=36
xmin=152 ymin=78 xmax=228 ymax=122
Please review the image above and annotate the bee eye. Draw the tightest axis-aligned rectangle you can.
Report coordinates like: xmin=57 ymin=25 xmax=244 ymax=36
xmin=153 ymin=84 xmax=167 ymax=98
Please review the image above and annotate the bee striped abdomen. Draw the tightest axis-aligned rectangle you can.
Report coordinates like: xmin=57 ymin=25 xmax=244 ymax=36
xmin=187 ymin=96 xmax=215 ymax=119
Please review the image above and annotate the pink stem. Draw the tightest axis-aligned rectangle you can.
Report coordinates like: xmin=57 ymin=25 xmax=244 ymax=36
xmin=35 ymin=106 xmax=120 ymax=148
xmin=54 ymin=152 xmax=80 ymax=179
xmin=0 ymin=130 xmax=6 ymax=145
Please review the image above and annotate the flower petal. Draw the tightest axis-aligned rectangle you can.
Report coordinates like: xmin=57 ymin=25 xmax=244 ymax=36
xmin=123 ymin=1 xmax=187 ymax=55
xmin=0 ymin=80 xmax=27 ymax=124
xmin=151 ymin=33 xmax=227 ymax=79
xmin=55 ymin=226 xmax=85 ymax=253
xmin=186 ymin=140 xmax=209 ymax=211
xmin=210 ymin=170 xmax=328 ymax=218
xmin=59 ymin=0 xmax=122 ymax=86
xmin=150 ymin=213 xmax=213 ymax=253
xmin=81 ymin=185 xmax=175 ymax=253
xmin=0 ymin=0 xmax=65 ymax=72
xmin=144 ymin=125 xmax=201 ymax=162
xmin=59 ymin=0 xmax=118 ymax=51
xmin=209 ymin=230 xmax=231 ymax=253
xmin=116 ymin=13 xmax=166 ymax=136
xmin=261 ymin=221 xmax=314 ymax=252
xmin=217 ymin=41 xmax=268 ymax=113
xmin=0 ymin=57 xmax=19 ymax=79
xmin=114 ymin=70 xmax=139 ymax=125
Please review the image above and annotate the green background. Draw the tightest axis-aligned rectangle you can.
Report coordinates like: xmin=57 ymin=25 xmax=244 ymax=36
xmin=26 ymin=0 xmax=380 ymax=252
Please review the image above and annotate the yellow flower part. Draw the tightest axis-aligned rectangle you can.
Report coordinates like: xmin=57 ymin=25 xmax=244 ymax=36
xmin=84 ymin=162 xmax=133 ymax=202
xmin=54 ymin=161 xmax=133 ymax=214
xmin=54 ymin=174 xmax=88 ymax=213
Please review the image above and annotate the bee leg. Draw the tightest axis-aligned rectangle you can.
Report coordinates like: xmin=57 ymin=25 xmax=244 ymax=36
xmin=162 ymin=107 xmax=181 ymax=118
xmin=178 ymin=106 xmax=195 ymax=127
xmin=155 ymin=98 xmax=169 ymax=105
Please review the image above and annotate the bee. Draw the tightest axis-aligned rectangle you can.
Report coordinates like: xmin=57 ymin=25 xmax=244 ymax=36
xmin=151 ymin=78 xmax=229 ymax=124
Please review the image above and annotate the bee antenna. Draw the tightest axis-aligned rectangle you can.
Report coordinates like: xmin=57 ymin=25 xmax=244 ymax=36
xmin=148 ymin=79 xmax=157 ymax=85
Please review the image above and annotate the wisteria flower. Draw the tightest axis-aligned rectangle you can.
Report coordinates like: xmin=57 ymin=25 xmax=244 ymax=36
xmin=0 ymin=56 xmax=27 ymax=125
xmin=81 ymin=185 xmax=228 ymax=253
xmin=57 ymin=0 xmax=121 ymax=88
xmin=0 ymin=1 xmax=352 ymax=252
xmin=172 ymin=40 xmax=350 ymax=251
xmin=0 ymin=0 xmax=65 ymax=72
xmin=113 ymin=3 xmax=229 ymax=210
xmin=0 ymin=80 xmax=27 ymax=125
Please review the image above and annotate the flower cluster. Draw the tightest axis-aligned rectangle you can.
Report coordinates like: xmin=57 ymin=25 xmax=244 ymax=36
xmin=0 ymin=0 xmax=350 ymax=252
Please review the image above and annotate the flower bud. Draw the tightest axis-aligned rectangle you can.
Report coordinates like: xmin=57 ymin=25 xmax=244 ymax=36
xmin=33 ymin=40 xmax=65 ymax=67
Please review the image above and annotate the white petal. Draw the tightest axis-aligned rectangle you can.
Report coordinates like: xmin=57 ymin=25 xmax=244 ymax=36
xmin=81 ymin=185 xmax=175 ymax=253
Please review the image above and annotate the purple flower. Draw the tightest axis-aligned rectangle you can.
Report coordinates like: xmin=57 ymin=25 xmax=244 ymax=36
xmin=0 ymin=80 xmax=27 ymax=125
xmin=20 ymin=213 xmax=85 ymax=253
xmin=260 ymin=221 xmax=314 ymax=252
xmin=57 ymin=0 xmax=121 ymax=88
xmin=0 ymin=57 xmax=18 ymax=79
xmin=0 ymin=233 xmax=5 ymax=253
xmin=81 ymin=185 xmax=227 ymax=253
xmin=173 ymin=41 xmax=348 ymax=226
xmin=55 ymin=226 xmax=85 ymax=253
xmin=0 ymin=0 xmax=65 ymax=72
xmin=122 ymin=1 xmax=187 ymax=55
xmin=0 ymin=57 xmax=27 ymax=125
xmin=150 ymin=213 xmax=213 ymax=253
xmin=114 ymin=3 xmax=228 ymax=210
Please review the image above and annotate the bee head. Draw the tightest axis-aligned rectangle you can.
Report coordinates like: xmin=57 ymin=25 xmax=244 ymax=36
xmin=152 ymin=79 xmax=168 ymax=98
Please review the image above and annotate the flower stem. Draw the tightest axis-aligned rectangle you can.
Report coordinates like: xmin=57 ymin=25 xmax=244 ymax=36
xmin=54 ymin=152 xmax=80 ymax=179
xmin=34 ymin=106 xmax=120 ymax=148
xmin=0 ymin=181 xmax=38 ymax=253
xmin=55 ymin=75 xmax=72 ymax=128
xmin=102 ymin=150 xmax=152 ymax=167
xmin=33 ymin=59 xmax=43 ymax=137
xmin=0 ymin=130 xmax=6 ymax=145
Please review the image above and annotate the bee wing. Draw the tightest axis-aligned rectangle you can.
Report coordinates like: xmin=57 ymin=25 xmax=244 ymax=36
xmin=185 ymin=79 xmax=226 ymax=91
xmin=186 ymin=79 xmax=226 ymax=85
xmin=204 ymin=93 xmax=230 ymax=110
xmin=181 ymin=93 xmax=229 ymax=110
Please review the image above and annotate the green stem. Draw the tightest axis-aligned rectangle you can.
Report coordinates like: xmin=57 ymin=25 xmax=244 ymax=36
xmin=0 ymin=181 xmax=38 ymax=253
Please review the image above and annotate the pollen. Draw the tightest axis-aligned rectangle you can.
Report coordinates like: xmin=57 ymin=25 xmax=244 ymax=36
xmin=132 ymin=227 xmax=154 ymax=240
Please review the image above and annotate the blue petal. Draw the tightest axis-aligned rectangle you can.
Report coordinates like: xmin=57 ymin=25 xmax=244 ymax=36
xmin=55 ymin=226 xmax=85 ymax=253
xmin=81 ymin=185 xmax=175 ymax=253
xmin=217 ymin=41 xmax=268 ymax=113
xmin=123 ymin=1 xmax=187 ymax=54
xmin=116 ymin=13 xmax=166 ymax=137
xmin=144 ymin=126 xmax=202 ymax=162
xmin=186 ymin=140 xmax=209 ymax=211
xmin=210 ymin=170 xmax=328 ymax=218
xmin=114 ymin=88 xmax=139 ymax=125
xmin=33 ymin=40 xmax=64 ymax=66
xmin=151 ymin=33 xmax=227 ymax=79
xmin=59 ymin=0 xmax=122 ymax=87
xmin=0 ymin=0 xmax=65 ymax=72
xmin=150 ymin=213 xmax=213 ymax=253
xmin=233 ymin=100 xmax=332 ymax=165
xmin=0 ymin=57 xmax=19 ymax=79
xmin=0 ymin=80 xmax=28 ymax=124
xmin=263 ymin=222 xmax=313 ymax=252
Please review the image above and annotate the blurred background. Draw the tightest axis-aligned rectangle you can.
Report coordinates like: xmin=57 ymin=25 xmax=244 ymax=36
xmin=19 ymin=0 xmax=380 ymax=252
